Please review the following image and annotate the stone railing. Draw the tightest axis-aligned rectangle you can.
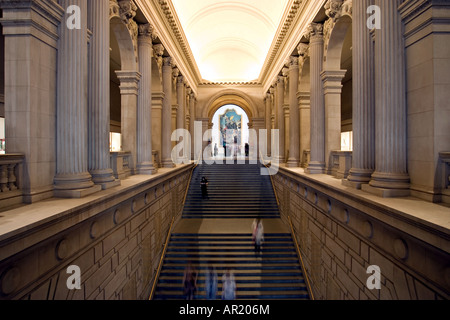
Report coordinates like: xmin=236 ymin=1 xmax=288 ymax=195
xmin=0 ymin=153 xmax=25 ymax=206
xmin=110 ymin=152 xmax=132 ymax=180
xmin=331 ymin=150 xmax=352 ymax=179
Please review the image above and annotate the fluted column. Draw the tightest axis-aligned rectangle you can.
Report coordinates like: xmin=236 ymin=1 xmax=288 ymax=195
xmin=264 ymin=92 xmax=272 ymax=157
xmin=54 ymin=0 xmax=101 ymax=198
xmin=136 ymin=23 xmax=157 ymax=175
xmin=344 ymin=0 xmax=375 ymax=188
xmin=306 ymin=22 xmax=326 ymax=174
xmin=162 ymin=57 xmax=175 ymax=168
xmin=189 ymin=90 xmax=196 ymax=160
xmin=176 ymin=76 xmax=189 ymax=163
xmin=87 ymin=0 xmax=120 ymax=189
xmin=287 ymin=56 xmax=300 ymax=167
xmin=276 ymin=75 xmax=286 ymax=163
xmin=363 ymin=0 xmax=410 ymax=197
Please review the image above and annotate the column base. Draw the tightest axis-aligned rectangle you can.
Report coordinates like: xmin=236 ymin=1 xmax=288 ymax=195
xmin=161 ymin=160 xmax=176 ymax=168
xmin=286 ymin=158 xmax=299 ymax=168
xmin=91 ymin=169 xmax=120 ymax=190
xmin=305 ymin=161 xmax=325 ymax=174
xmin=342 ymin=179 xmax=366 ymax=190
xmin=98 ymin=180 xmax=121 ymax=190
xmin=344 ymin=168 xmax=374 ymax=189
xmin=54 ymin=185 xmax=102 ymax=199
xmin=361 ymin=184 xmax=410 ymax=198
xmin=137 ymin=163 xmax=158 ymax=175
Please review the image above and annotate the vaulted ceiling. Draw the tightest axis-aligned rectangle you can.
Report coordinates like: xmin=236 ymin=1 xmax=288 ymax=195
xmin=171 ymin=0 xmax=290 ymax=83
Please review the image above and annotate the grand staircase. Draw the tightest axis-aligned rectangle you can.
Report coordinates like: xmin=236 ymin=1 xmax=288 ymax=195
xmin=152 ymin=160 xmax=311 ymax=300
xmin=182 ymin=162 xmax=280 ymax=219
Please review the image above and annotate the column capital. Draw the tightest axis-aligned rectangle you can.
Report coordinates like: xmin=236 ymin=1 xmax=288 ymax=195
xmin=163 ymin=56 xmax=173 ymax=67
xmin=289 ymin=56 xmax=299 ymax=68
xmin=138 ymin=23 xmax=154 ymax=40
xmin=309 ymin=22 xmax=324 ymax=37
xmin=153 ymin=44 xmax=165 ymax=57
xmin=297 ymin=43 xmax=310 ymax=57
xmin=115 ymin=70 xmax=141 ymax=95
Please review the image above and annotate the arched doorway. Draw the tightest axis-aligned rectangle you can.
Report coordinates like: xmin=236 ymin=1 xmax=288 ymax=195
xmin=211 ymin=105 xmax=250 ymax=158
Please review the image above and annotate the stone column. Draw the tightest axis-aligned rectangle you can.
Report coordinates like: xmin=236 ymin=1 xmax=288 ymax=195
xmin=363 ymin=0 xmax=410 ymax=197
xmin=189 ymin=90 xmax=196 ymax=160
xmin=162 ymin=57 xmax=175 ymax=168
xmin=87 ymin=0 xmax=120 ymax=189
xmin=344 ymin=0 xmax=375 ymax=189
xmin=136 ymin=23 xmax=156 ymax=175
xmin=276 ymin=75 xmax=286 ymax=163
xmin=306 ymin=22 xmax=326 ymax=174
xmin=287 ymin=56 xmax=300 ymax=167
xmin=116 ymin=70 xmax=140 ymax=174
xmin=264 ymin=92 xmax=272 ymax=157
xmin=176 ymin=76 xmax=189 ymax=163
xmin=54 ymin=0 xmax=101 ymax=198
xmin=321 ymin=69 xmax=347 ymax=174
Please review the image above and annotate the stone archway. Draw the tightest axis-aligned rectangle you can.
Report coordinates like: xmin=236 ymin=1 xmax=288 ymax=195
xmin=204 ymin=90 xmax=257 ymax=121
xmin=322 ymin=1 xmax=353 ymax=174
xmin=109 ymin=1 xmax=139 ymax=172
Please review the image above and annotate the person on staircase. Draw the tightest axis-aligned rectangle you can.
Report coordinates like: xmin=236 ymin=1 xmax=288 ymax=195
xmin=252 ymin=219 xmax=264 ymax=254
xmin=183 ymin=262 xmax=198 ymax=300
xmin=201 ymin=176 xmax=209 ymax=200
xmin=221 ymin=268 xmax=236 ymax=300
xmin=205 ymin=265 xmax=218 ymax=300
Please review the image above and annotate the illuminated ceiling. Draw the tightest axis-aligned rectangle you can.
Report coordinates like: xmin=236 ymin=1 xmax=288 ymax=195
xmin=170 ymin=0 xmax=290 ymax=83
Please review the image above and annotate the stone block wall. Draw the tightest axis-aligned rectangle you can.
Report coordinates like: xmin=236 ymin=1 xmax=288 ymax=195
xmin=0 ymin=165 xmax=193 ymax=300
xmin=273 ymin=168 xmax=450 ymax=300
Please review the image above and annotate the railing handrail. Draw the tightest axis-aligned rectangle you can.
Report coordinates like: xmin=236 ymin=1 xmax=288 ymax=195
xmin=149 ymin=216 xmax=175 ymax=300
xmin=259 ymin=150 xmax=314 ymax=300
xmin=287 ymin=215 xmax=315 ymax=300
xmin=149 ymin=154 xmax=201 ymax=300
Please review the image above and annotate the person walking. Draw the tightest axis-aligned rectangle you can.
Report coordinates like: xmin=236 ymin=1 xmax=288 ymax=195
xmin=252 ymin=219 xmax=264 ymax=254
xmin=205 ymin=265 xmax=218 ymax=300
xmin=221 ymin=268 xmax=236 ymax=300
xmin=200 ymin=176 xmax=209 ymax=199
xmin=183 ymin=262 xmax=198 ymax=300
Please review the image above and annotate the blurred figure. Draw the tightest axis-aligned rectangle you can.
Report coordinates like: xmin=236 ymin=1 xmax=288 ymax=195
xmin=205 ymin=265 xmax=218 ymax=300
xmin=200 ymin=177 xmax=209 ymax=199
xmin=221 ymin=268 xmax=236 ymax=300
xmin=252 ymin=219 xmax=264 ymax=254
xmin=183 ymin=262 xmax=198 ymax=300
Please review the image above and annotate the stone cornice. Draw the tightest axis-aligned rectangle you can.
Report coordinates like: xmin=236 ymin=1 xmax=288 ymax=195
xmin=262 ymin=0 xmax=327 ymax=94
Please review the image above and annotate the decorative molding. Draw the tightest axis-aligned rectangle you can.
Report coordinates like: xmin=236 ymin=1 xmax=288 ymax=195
xmin=260 ymin=0 xmax=304 ymax=84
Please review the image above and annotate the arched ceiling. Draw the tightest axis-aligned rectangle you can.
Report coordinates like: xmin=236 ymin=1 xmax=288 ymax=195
xmin=171 ymin=0 xmax=290 ymax=83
